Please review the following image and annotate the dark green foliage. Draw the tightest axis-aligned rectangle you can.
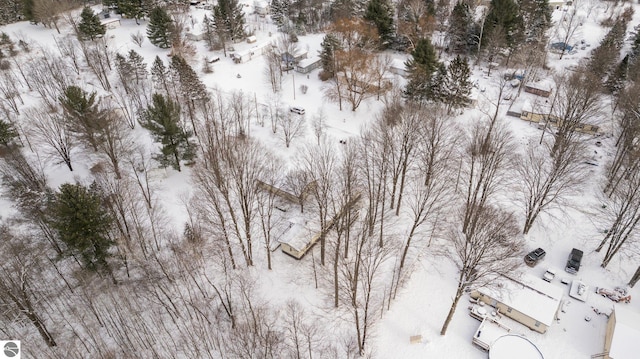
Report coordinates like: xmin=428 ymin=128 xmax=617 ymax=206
xmin=0 ymin=119 xmax=18 ymax=147
xmin=270 ymin=0 xmax=290 ymax=28
xmin=404 ymin=38 xmax=440 ymax=102
xmin=78 ymin=7 xmax=106 ymax=41
xmin=364 ymin=0 xmax=394 ymax=47
xmin=139 ymin=94 xmax=195 ymax=171
xmin=151 ymin=55 xmax=172 ymax=96
xmin=319 ymin=34 xmax=341 ymax=77
xmin=443 ymin=55 xmax=472 ymax=112
xmin=606 ymin=55 xmax=629 ymax=94
xmin=49 ymin=183 xmax=114 ymax=273
xmin=117 ymin=0 xmax=148 ymax=24
xmin=213 ymin=0 xmax=246 ymax=43
xmin=147 ymin=6 xmax=173 ymax=48
xmin=589 ymin=18 xmax=628 ymax=81
xmin=520 ymin=0 xmax=551 ymax=43
xmin=128 ymin=49 xmax=148 ymax=84
xmin=59 ymin=86 xmax=105 ymax=151
xmin=22 ymin=0 xmax=34 ymax=22
xmin=484 ymin=0 xmax=524 ymax=49
xmin=448 ymin=1 xmax=473 ymax=54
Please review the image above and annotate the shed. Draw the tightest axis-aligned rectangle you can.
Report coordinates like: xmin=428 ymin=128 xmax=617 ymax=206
xmin=246 ymin=35 xmax=257 ymax=44
xmin=603 ymin=305 xmax=640 ymax=359
xmin=471 ymin=274 xmax=563 ymax=334
xmin=390 ymin=58 xmax=407 ymax=77
xmin=524 ymin=80 xmax=553 ymax=98
xmin=100 ymin=18 xmax=121 ymax=30
xmin=295 ymin=56 xmax=322 ymax=74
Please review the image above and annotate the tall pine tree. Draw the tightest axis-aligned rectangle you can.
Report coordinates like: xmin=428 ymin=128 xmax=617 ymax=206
xmin=49 ymin=182 xmax=115 ymax=277
xmin=404 ymin=38 xmax=440 ymax=102
xmin=147 ymin=6 xmax=173 ymax=49
xmin=484 ymin=0 xmax=524 ymax=50
xmin=319 ymin=33 xmax=341 ymax=77
xmin=78 ymin=7 xmax=106 ymax=41
xmin=364 ymin=0 xmax=394 ymax=48
xmin=213 ymin=0 xmax=246 ymax=44
xmin=443 ymin=55 xmax=472 ymax=112
xmin=448 ymin=1 xmax=473 ymax=54
xmin=139 ymin=93 xmax=195 ymax=172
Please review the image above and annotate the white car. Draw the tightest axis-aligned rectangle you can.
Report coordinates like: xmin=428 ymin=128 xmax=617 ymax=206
xmin=543 ymin=268 xmax=556 ymax=282
xmin=290 ymin=107 xmax=305 ymax=115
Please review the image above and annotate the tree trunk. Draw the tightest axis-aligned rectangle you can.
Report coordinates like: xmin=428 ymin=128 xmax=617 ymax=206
xmin=629 ymin=265 xmax=640 ymax=288
xmin=441 ymin=279 xmax=465 ymax=335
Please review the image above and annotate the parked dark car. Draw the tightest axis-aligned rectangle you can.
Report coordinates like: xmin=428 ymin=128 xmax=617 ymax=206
xmin=525 ymin=248 xmax=546 ymax=267
xmin=565 ymin=248 xmax=584 ymax=274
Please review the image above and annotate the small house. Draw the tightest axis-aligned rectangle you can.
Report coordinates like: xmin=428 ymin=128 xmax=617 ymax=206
xmin=246 ymin=35 xmax=257 ymax=44
xmin=254 ymin=0 xmax=269 ymax=15
xmin=100 ymin=18 xmax=121 ymax=30
xmin=603 ymin=305 xmax=640 ymax=359
xmin=281 ymin=48 xmax=308 ymax=67
xmin=295 ymin=56 xmax=322 ymax=74
xmin=524 ymin=80 xmax=553 ymax=98
xmin=471 ymin=274 xmax=563 ymax=334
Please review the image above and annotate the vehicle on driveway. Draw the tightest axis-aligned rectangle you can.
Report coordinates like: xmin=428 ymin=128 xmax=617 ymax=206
xmin=525 ymin=248 xmax=546 ymax=267
xmin=565 ymin=248 xmax=583 ymax=274
xmin=542 ymin=268 xmax=556 ymax=282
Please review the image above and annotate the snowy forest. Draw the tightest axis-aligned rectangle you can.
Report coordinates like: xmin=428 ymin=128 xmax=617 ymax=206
xmin=0 ymin=0 xmax=640 ymax=358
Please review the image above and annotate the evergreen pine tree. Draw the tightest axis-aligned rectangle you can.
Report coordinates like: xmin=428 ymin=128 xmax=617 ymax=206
xmin=404 ymin=38 xmax=439 ymax=102
xmin=448 ymin=1 xmax=473 ymax=54
xmin=443 ymin=55 xmax=472 ymax=112
xmin=151 ymin=55 xmax=172 ymax=96
xmin=364 ymin=0 xmax=394 ymax=47
xmin=59 ymin=86 xmax=105 ymax=151
xmin=49 ymin=183 xmax=114 ymax=274
xmin=589 ymin=18 xmax=628 ymax=80
xmin=147 ymin=6 xmax=173 ymax=49
xmin=115 ymin=53 xmax=135 ymax=93
xmin=606 ymin=54 xmax=629 ymax=94
xmin=0 ymin=119 xmax=18 ymax=147
xmin=78 ymin=7 xmax=106 ymax=41
xmin=128 ymin=49 xmax=148 ymax=85
xmin=213 ymin=0 xmax=246 ymax=43
xmin=118 ymin=0 xmax=147 ymax=25
xmin=520 ymin=0 xmax=551 ymax=44
xmin=484 ymin=0 xmax=524 ymax=50
xmin=319 ymin=33 xmax=341 ymax=77
xmin=139 ymin=93 xmax=195 ymax=171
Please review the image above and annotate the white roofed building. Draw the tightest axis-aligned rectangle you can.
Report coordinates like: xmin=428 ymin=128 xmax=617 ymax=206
xmin=603 ymin=305 xmax=640 ymax=359
xmin=471 ymin=274 xmax=563 ymax=334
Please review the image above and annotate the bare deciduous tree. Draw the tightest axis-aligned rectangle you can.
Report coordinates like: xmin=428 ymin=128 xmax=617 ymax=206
xmin=279 ymin=111 xmax=306 ymax=148
xmin=519 ymin=138 xmax=589 ymax=234
xmin=28 ymin=107 xmax=75 ymax=171
xmin=440 ymin=206 xmax=523 ymax=335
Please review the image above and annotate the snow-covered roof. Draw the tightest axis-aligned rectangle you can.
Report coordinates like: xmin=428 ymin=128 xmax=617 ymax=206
xmin=527 ymin=79 xmax=554 ymax=91
xmin=277 ymin=222 xmax=308 ymax=251
xmin=610 ymin=305 xmax=640 ymax=359
xmin=489 ymin=335 xmax=544 ymax=359
xmin=478 ymin=274 xmax=563 ymax=327
xmin=297 ymin=56 xmax=320 ymax=68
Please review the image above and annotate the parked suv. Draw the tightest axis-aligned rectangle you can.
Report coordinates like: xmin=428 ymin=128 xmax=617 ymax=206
xmin=524 ymin=248 xmax=546 ymax=267
xmin=565 ymin=248 xmax=584 ymax=274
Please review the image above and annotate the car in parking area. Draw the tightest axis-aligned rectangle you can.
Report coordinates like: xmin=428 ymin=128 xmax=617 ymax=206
xmin=565 ymin=248 xmax=584 ymax=274
xmin=290 ymin=106 xmax=305 ymax=115
xmin=524 ymin=247 xmax=546 ymax=267
xmin=542 ymin=268 xmax=557 ymax=282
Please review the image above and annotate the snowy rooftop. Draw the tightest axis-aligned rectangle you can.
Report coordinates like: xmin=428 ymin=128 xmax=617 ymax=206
xmin=610 ymin=304 xmax=640 ymax=359
xmin=297 ymin=56 xmax=320 ymax=68
xmin=478 ymin=274 xmax=563 ymax=327
xmin=489 ymin=335 xmax=544 ymax=359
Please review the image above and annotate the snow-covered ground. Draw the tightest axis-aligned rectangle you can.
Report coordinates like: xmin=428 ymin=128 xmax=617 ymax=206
xmin=1 ymin=1 xmax=640 ymax=358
